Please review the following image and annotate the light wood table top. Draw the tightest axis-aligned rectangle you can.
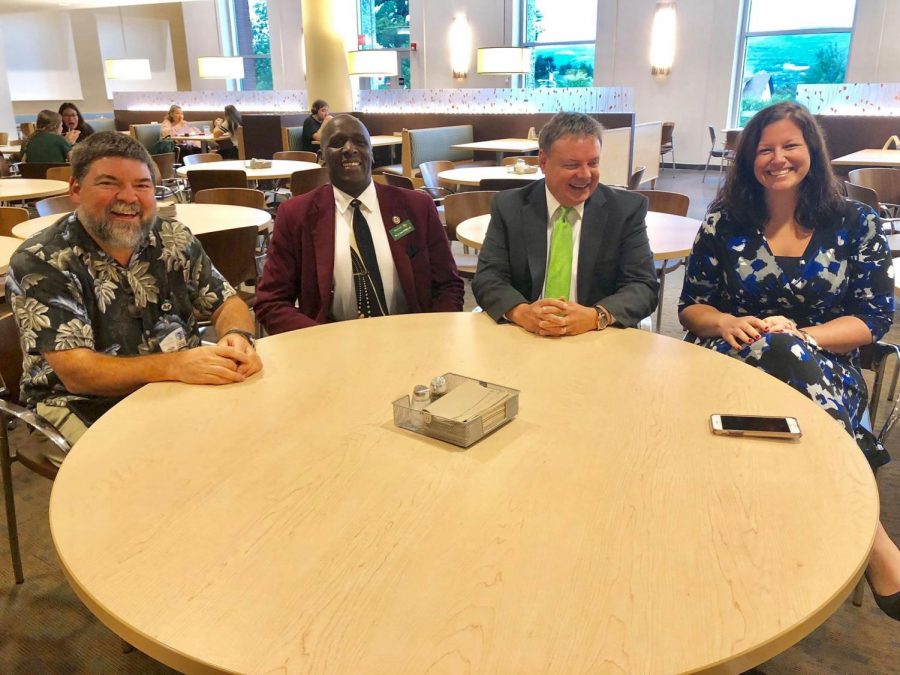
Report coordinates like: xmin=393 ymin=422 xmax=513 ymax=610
xmin=12 ymin=203 xmax=272 ymax=240
xmin=456 ymin=210 xmax=700 ymax=261
xmin=312 ymin=135 xmax=401 ymax=147
xmin=0 ymin=235 xmax=22 ymax=273
xmin=0 ymin=178 xmax=69 ymax=202
xmin=50 ymin=313 xmax=877 ymax=674
xmin=439 ymin=165 xmax=544 ymax=187
xmin=831 ymin=149 xmax=900 ymax=167
xmin=176 ymin=159 xmax=320 ymax=180
xmin=0 ymin=143 xmax=23 ymax=154
xmin=452 ymin=138 xmax=539 ymax=153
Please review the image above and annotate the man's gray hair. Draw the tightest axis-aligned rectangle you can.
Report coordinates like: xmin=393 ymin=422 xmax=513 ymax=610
xmin=70 ymin=131 xmax=157 ymax=183
xmin=538 ymin=112 xmax=604 ymax=153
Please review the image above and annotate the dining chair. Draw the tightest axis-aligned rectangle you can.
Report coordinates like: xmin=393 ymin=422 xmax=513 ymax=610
xmin=627 ymin=165 xmax=646 ymax=190
xmin=844 ymin=182 xmax=900 ymax=233
xmin=383 ymin=173 xmax=416 ymax=190
xmin=847 ymin=168 xmax=900 ymax=218
xmin=442 ymin=191 xmax=497 ymax=279
xmin=182 ymin=153 xmax=223 ymax=166
xmin=0 ymin=132 xmax=7 ymax=146
xmin=0 ymin=313 xmax=69 ymax=584
xmin=193 ymin=187 xmax=267 ymax=210
xmin=45 ymin=166 xmax=72 ymax=182
xmin=18 ymin=162 xmax=68 ymax=180
xmin=500 ymin=155 xmax=540 ymax=166
xmin=418 ymin=160 xmax=456 ymax=197
xmin=35 ymin=194 xmax=76 ymax=217
xmin=289 ymin=167 xmax=329 ymax=197
xmin=187 ymin=169 xmax=248 ymax=198
xmin=151 ymin=152 xmax=186 ymax=202
xmin=0 ymin=207 xmax=29 ymax=237
xmin=659 ymin=122 xmax=675 ymax=174
xmin=195 ymin=225 xmax=261 ymax=335
xmin=633 ymin=189 xmax=691 ymax=333
xmin=273 ymin=150 xmax=318 ymax=163
xmin=702 ymin=126 xmax=733 ymax=182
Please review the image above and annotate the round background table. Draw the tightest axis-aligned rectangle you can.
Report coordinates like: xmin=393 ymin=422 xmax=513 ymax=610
xmin=12 ymin=203 xmax=272 ymax=239
xmin=439 ymin=165 xmax=544 ymax=187
xmin=0 ymin=178 xmax=68 ymax=203
xmin=176 ymin=159 xmax=320 ymax=180
xmin=456 ymin=211 xmax=700 ymax=261
xmin=50 ymin=313 xmax=877 ymax=674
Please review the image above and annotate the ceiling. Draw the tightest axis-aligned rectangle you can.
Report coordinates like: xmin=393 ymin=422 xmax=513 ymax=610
xmin=0 ymin=0 xmax=202 ymax=14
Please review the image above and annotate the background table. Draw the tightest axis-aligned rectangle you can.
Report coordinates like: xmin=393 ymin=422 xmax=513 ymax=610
xmin=0 ymin=235 xmax=22 ymax=273
xmin=0 ymin=178 xmax=68 ymax=203
xmin=50 ymin=313 xmax=877 ymax=674
xmin=176 ymin=159 xmax=320 ymax=180
xmin=439 ymin=165 xmax=544 ymax=187
xmin=168 ymin=133 xmax=217 ymax=153
xmin=12 ymin=203 xmax=272 ymax=239
xmin=456 ymin=211 xmax=700 ymax=261
xmin=0 ymin=143 xmax=23 ymax=155
xmin=452 ymin=138 xmax=539 ymax=163
xmin=831 ymin=149 xmax=900 ymax=168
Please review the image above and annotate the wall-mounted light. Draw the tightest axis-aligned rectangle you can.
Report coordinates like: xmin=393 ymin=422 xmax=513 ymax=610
xmin=347 ymin=50 xmax=398 ymax=77
xmin=476 ymin=47 xmax=532 ymax=74
xmin=104 ymin=8 xmax=151 ymax=80
xmin=649 ymin=1 xmax=676 ymax=76
xmin=198 ymin=56 xmax=245 ymax=79
xmin=448 ymin=15 xmax=472 ymax=80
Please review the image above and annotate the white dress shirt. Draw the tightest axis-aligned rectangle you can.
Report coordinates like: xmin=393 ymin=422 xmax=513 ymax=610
xmin=331 ymin=182 xmax=408 ymax=321
xmin=542 ymin=186 xmax=585 ymax=303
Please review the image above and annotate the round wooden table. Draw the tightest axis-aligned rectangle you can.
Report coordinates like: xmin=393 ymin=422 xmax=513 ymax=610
xmin=176 ymin=159 xmax=320 ymax=180
xmin=0 ymin=235 xmax=23 ymax=273
xmin=12 ymin=203 xmax=272 ymax=240
xmin=439 ymin=165 xmax=544 ymax=187
xmin=456 ymin=211 xmax=700 ymax=261
xmin=0 ymin=178 xmax=68 ymax=203
xmin=50 ymin=313 xmax=877 ymax=674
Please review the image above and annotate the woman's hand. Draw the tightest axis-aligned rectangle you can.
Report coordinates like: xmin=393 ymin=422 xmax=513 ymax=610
xmin=761 ymin=315 xmax=797 ymax=333
xmin=64 ymin=129 xmax=80 ymax=144
xmin=716 ymin=313 xmax=769 ymax=351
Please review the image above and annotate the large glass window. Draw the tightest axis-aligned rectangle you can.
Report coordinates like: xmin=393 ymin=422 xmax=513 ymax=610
xmin=521 ymin=0 xmax=596 ymax=88
xmin=734 ymin=0 xmax=856 ymax=125
xmin=234 ymin=0 xmax=272 ymax=90
xmin=358 ymin=0 xmax=410 ymax=89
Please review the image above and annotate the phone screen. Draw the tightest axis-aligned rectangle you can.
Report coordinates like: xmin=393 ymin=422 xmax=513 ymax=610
xmin=719 ymin=415 xmax=792 ymax=433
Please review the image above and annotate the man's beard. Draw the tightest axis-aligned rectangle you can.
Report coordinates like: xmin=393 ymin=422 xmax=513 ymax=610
xmin=79 ymin=201 xmax=155 ymax=250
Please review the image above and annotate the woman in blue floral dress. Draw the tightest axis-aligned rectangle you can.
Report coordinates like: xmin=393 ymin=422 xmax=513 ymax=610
xmin=679 ymin=102 xmax=900 ymax=620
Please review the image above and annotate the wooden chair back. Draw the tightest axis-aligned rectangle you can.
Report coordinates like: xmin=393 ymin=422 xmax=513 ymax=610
xmin=0 ymin=313 xmax=24 ymax=403
xmin=707 ymin=126 xmax=718 ymax=148
xmin=290 ymin=167 xmax=329 ymax=197
xmin=151 ymin=152 xmax=177 ymax=181
xmin=0 ymin=207 xmax=29 ymax=237
xmin=274 ymin=150 xmax=318 ymax=163
xmin=193 ymin=188 xmax=267 ymax=210
xmin=18 ymin=162 xmax=68 ymax=180
xmin=478 ymin=178 xmax=533 ymax=191
xmin=848 ymin=168 xmax=900 ymax=204
xmin=183 ymin=153 xmax=223 ymax=166
xmin=844 ymin=181 xmax=881 ymax=211
xmin=45 ymin=165 xmax=72 ymax=182
xmin=19 ymin=123 xmax=35 ymax=139
xmin=0 ymin=132 xmax=7 ymax=146
xmin=187 ymin=169 xmax=248 ymax=196
xmin=660 ymin=122 xmax=675 ymax=149
xmin=195 ymin=225 xmax=259 ymax=288
xmin=383 ymin=173 xmax=415 ymax=190
xmin=500 ymin=156 xmax=540 ymax=166
xmin=724 ymin=130 xmax=741 ymax=154
xmin=419 ymin=160 xmax=455 ymax=189
xmin=443 ymin=191 xmax=497 ymax=241
xmin=632 ymin=190 xmax=690 ymax=217
xmin=627 ymin=165 xmax=646 ymax=190
xmin=35 ymin=194 xmax=76 ymax=217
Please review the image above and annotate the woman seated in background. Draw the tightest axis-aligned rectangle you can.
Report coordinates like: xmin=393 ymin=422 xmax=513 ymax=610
xmin=213 ymin=104 xmax=241 ymax=159
xmin=58 ymin=102 xmax=93 ymax=144
xmin=21 ymin=110 xmax=80 ymax=163
xmin=160 ymin=104 xmax=202 ymax=157
xmin=679 ymin=101 xmax=900 ymax=621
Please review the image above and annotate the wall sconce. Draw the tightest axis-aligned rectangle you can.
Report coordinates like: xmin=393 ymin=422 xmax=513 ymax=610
xmin=448 ymin=15 xmax=472 ymax=80
xmin=198 ymin=57 xmax=245 ymax=79
xmin=476 ymin=47 xmax=532 ymax=74
xmin=347 ymin=50 xmax=399 ymax=77
xmin=649 ymin=1 xmax=676 ymax=76
xmin=104 ymin=8 xmax=151 ymax=80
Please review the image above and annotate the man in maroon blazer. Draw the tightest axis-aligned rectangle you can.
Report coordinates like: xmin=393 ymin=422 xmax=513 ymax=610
xmin=256 ymin=115 xmax=464 ymax=334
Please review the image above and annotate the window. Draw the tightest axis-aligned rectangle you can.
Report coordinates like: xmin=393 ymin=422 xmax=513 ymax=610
xmin=733 ymin=0 xmax=856 ymax=125
xmin=521 ymin=0 xmax=596 ymax=88
xmin=358 ymin=0 xmax=411 ymax=89
xmin=223 ymin=0 xmax=272 ymax=91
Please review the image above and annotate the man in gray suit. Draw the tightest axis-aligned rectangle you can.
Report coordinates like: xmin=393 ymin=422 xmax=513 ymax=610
xmin=472 ymin=112 xmax=658 ymax=336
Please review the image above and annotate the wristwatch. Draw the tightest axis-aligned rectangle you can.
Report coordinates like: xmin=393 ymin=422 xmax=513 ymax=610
xmin=593 ymin=304 xmax=612 ymax=331
xmin=223 ymin=328 xmax=256 ymax=348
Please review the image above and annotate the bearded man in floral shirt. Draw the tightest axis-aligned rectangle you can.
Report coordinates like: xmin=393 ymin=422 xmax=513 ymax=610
xmin=5 ymin=131 xmax=262 ymax=464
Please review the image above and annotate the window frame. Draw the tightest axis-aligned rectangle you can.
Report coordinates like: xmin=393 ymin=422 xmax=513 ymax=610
xmin=519 ymin=0 xmax=597 ymax=89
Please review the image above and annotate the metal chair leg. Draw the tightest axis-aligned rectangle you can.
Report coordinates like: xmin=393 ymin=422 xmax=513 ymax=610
xmin=0 ymin=414 xmax=24 ymax=584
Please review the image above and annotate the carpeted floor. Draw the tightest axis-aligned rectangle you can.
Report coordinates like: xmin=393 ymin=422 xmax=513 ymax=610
xmin=2 ymin=170 xmax=898 ymax=672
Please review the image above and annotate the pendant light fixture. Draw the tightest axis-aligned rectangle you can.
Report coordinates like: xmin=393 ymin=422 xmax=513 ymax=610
xmin=199 ymin=0 xmax=245 ymax=80
xmin=104 ymin=7 xmax=151 ymax=80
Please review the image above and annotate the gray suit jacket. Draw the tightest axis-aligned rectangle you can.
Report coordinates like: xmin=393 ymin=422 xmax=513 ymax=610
xmin=472 ymin=181 xmax=659 ymax=327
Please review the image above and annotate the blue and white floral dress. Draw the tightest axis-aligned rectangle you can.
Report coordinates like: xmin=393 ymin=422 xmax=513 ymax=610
xmin=679 ymin=200 xmax=895 ymax=468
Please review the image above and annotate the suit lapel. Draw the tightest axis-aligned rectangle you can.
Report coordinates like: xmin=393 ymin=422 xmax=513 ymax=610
xmin=309 ymin=186 xmax=337 ymax=309
xmin=375 ymin=184 xmax=418 ymax=310
xmin=576 ymin=188 xmax=608 ymax=302
xmin=524 ymin=183 xmax=550 ymax=298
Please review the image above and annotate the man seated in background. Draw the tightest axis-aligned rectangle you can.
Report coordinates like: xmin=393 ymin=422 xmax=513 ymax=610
xmin=5 ymin=131 xmax=262 ymax=463
xmin=472 ymin=111 xmax=658 ymax=336
xmin=256 ymin=114 xmax=464 ymax=333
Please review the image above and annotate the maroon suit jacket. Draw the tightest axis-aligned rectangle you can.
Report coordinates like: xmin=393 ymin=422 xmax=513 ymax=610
xmin=256 ymin=183 xmax=465 ymax=334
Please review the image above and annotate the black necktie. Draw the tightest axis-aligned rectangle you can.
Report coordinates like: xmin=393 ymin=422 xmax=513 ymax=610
xmin=349 ymin=198 xmax=388 ymax=317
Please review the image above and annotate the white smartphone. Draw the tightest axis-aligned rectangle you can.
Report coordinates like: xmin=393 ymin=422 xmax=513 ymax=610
xmin=710 ymin=414 xmax=801 ymax=439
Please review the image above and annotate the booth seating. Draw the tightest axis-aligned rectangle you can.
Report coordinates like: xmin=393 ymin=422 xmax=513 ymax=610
xmin=282 ymin=126 xmax=303 ymax=152
xmin=89 ymin=118 xmax=116 ymax=134
xmin=379 ymin=125 xmax=491 ymax=180
xmin=129 ymin=123 xmax=161 ymax=150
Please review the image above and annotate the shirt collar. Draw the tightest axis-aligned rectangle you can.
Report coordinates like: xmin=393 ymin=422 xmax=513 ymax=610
xmin=333 ymin=182 xmax=378 ymax=216
xmin=544 ymin=185 xmax=584 ymax=224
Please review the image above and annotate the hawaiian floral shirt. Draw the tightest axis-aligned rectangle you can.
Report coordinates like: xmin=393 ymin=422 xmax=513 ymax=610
xmin=5 ymin=213 xmax=236 ymax=409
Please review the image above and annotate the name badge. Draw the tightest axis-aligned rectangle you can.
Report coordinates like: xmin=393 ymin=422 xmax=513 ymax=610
xmin=159 ymin=327 xmax=188 ymax=353
xmin=389 ymin=220 xmax=415 ymax=240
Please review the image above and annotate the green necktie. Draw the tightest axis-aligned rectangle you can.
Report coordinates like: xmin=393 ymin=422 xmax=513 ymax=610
xmin=545 ymin=206 xmax=573 ymax=300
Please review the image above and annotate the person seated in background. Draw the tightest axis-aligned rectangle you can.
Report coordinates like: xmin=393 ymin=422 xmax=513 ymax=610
xmin=58 ymin=102 xmax=94 ymax=145
xmin=678 ymin=101 xmax=900 ymax=621
xmin=301 ymin=99 xmax=332 ymax=153
xmin=472 ymin=111 xmax=658 ymax=336
xmin=21 ymin=110 xmax=80 ymax=163
xmin=213 ymin=104 xmax=241 ymax=159
xmin=5 ymin=131 xmax=262 ymax=464
xmin=160 ymin=104 xmax=202 ymax=157
xmin=255 ymin=114 xmax=464 ymax=333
